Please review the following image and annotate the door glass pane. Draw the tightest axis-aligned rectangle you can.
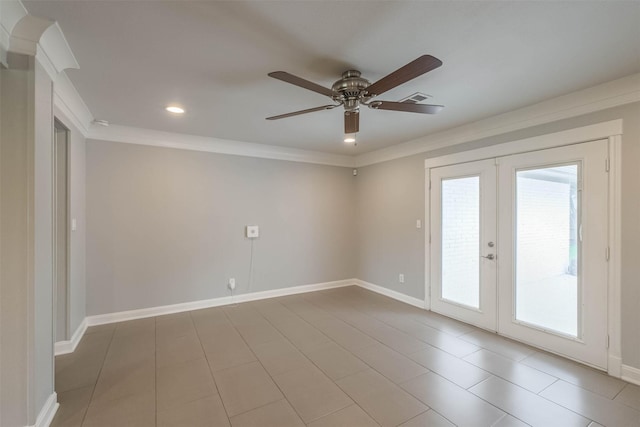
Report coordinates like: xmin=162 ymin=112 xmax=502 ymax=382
xmin=441 ymin=176 xmax=480 ymax=308
xmin=515 ymin=164 xmax=579 ymax=337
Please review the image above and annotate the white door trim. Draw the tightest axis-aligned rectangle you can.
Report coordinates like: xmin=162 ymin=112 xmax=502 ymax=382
xmin=607 ymin=134 xmax=622 ymax=376
xmin=424 ymin=119 xmax=623 ymax=376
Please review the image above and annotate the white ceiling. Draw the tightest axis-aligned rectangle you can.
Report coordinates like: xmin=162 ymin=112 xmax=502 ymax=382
xmin=24 ymin=1 xmax=640 ymax=155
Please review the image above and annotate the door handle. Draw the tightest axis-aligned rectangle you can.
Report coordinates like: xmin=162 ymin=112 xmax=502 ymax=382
xmin=481 ymin=254 xmax=495 ymax=260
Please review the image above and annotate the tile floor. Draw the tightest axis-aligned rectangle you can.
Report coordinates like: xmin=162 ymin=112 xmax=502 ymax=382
xmin=52 ymin=286 xmax=640 ymax=427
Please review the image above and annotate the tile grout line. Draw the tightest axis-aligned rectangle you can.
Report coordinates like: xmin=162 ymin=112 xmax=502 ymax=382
xmin=79 ymin=325 xmax=117 ymax=426
xmin=465 ymin=374 xmax=595 ymax=425
xmin=345 ymin=287 xmax=474 ymax=338
xmin=395 ymin=409 xmax=443 ymax=427
xmin=216 ymin=305 xmax=311 ymax=424
xmin=245 ymin=300 xmax=383 ymax=425
xmin=610 ymin=382 xmax=627 ymax=400
xmin=188 ymin=311 xmax=234 ymax=424
xmin=297 ymin=292 xmax=446 ymax=380
xmin=312 ymin=290 xmax=559 ymax=394
xmin=535 ymin=377 xmax=640 ymax=424
xmin=58 ymin=288 xmax=638 ymax=426
xmin=306 ymin=290 xmax=482 ymax=360
xmin=154 ymin=316 xmax=227 ymax=413
xmin=520 ymin=352 xmax=628 ymax=400
xmin=609 ymin=383 xmax=640 ymax=412
xmin=310 ymin=290 xmax=515 ymax=425
xmin=536 ymin=378 xmax=560 ymax=395
xmin=460 ymin=347 xmax=562 ymax=394
xmin=533 ymin=379 xmax=611 ymax=424
xmin=279 ymin=294 xmax=424 ymax=386
xmin=269 ymin=295 xmax=428 ymax=425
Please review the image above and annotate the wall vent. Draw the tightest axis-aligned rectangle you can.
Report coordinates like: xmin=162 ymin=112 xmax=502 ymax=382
xmin=400 ymin=92 xmax=431 ymax=104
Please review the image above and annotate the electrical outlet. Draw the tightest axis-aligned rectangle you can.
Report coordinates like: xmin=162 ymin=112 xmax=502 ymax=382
xmin=228 ymin=278 xmax=236 ymax=290
xmin=399 ymin=273 xmax=405 ymax=284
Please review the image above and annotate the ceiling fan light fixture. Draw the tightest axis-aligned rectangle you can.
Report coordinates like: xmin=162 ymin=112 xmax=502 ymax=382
xmin=166 ymin=105 xmax=185 ymax=114
xmin=344 ymin=133 xmax=357 ymax=143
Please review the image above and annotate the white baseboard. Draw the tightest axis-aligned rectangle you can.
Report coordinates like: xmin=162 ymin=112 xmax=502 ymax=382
xmin=60 ymin=278 xmax=640 ymax=389
xmin=354 ymin=279 xmax=425 ymax=309
xmin=54 ymin=318 xmax=88 ymax=356
xmin=86 ymin=279 xmax=356 ymax=327
xmin=27 ymin=392 xmax=58 ymax=427
xmin=622 ymin=364 xmax=640 ymax=386
xmin=608 ymin=355 xmax=622 ymax=378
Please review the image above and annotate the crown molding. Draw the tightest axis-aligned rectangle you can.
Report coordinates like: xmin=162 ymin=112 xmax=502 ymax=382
xmin=0 ymin=1 xmax=90 ymax=132
xmin=1 ymin=0 xmax=79 ymax=80
xmin=355 ymin=73 xmax=640 ymax=167
xmin=53 ymin=72 xmax=94 ymax=136
xmin=36 ymin=21 xmax=79 ymax=79
xmin=0 ymin=0 xmax=27 ymax=65
xmin=88 ymin=124 xmax=356 ymax=168
xmin=7 ymin=13 xmax=52 ymax=56
xmin=85 ymin=72 xmax=639 ymax=168
xmin=5 ymin=0 xmax=637 ymax=169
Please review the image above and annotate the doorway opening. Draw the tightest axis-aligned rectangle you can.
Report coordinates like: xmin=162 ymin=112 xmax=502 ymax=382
xmin=54 ymin=119 xmax=70 ymax=343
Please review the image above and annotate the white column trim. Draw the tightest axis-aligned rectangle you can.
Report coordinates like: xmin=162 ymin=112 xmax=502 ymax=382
xmin=424 ymin=169 xmax=431 ymax=310
xmin=607 ymin=135 xmax=623 ymax=377
xmin=53 ymin=72 xmax=93 ymax=136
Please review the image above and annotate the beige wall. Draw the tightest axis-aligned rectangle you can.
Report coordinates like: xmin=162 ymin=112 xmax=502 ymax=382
xmin=356 ymin=101 xmax=640 ymax=370
xmin=86 ymin=141 xmax=357 ymax=315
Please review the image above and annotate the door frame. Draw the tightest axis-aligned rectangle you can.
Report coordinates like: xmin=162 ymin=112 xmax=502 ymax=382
xmin=424 ymin=119 xmax=622 ymax=376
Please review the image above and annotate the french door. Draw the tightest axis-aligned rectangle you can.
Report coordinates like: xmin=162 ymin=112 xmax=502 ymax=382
xmin=430 ymin=159 xmax=498 ymax=331
xmin=429 ymin=140 xmax=609 ymax=368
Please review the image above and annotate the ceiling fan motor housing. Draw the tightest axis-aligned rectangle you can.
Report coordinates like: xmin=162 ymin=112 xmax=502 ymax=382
xmin=332 ymin=70 xmax=370 ymax=111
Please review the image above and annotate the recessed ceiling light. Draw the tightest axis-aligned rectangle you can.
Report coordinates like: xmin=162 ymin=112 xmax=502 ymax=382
xmin=166 ymin=106 xmax=185 ymax=114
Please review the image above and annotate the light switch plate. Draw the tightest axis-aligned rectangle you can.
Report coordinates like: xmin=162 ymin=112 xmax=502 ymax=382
xmin=246 ymin=225 xmax=259 ymax=238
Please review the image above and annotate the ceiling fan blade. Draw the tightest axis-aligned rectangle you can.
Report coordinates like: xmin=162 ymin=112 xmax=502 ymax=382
xmin=369 ymin=101 xmax=444 ymax=114
xmin=266 ymin=104 xmax=338 ymax=120
xmin=344 ymin=111 xmax=359 ymax=133
xmin=268 ymin=71 xmax=335 ymax=98
xmin=365 ymin=55 xmax=443 ymax=97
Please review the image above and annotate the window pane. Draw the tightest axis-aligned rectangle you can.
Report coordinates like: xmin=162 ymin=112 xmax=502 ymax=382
xmin=441 ymin=176 xmax=480 ymax=308
xmin=515 ymin=164 xmax=579 ymax=337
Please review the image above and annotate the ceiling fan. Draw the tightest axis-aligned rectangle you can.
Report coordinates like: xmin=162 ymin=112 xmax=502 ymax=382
xmin=266 ymin=55 xmax=444 ymax=142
